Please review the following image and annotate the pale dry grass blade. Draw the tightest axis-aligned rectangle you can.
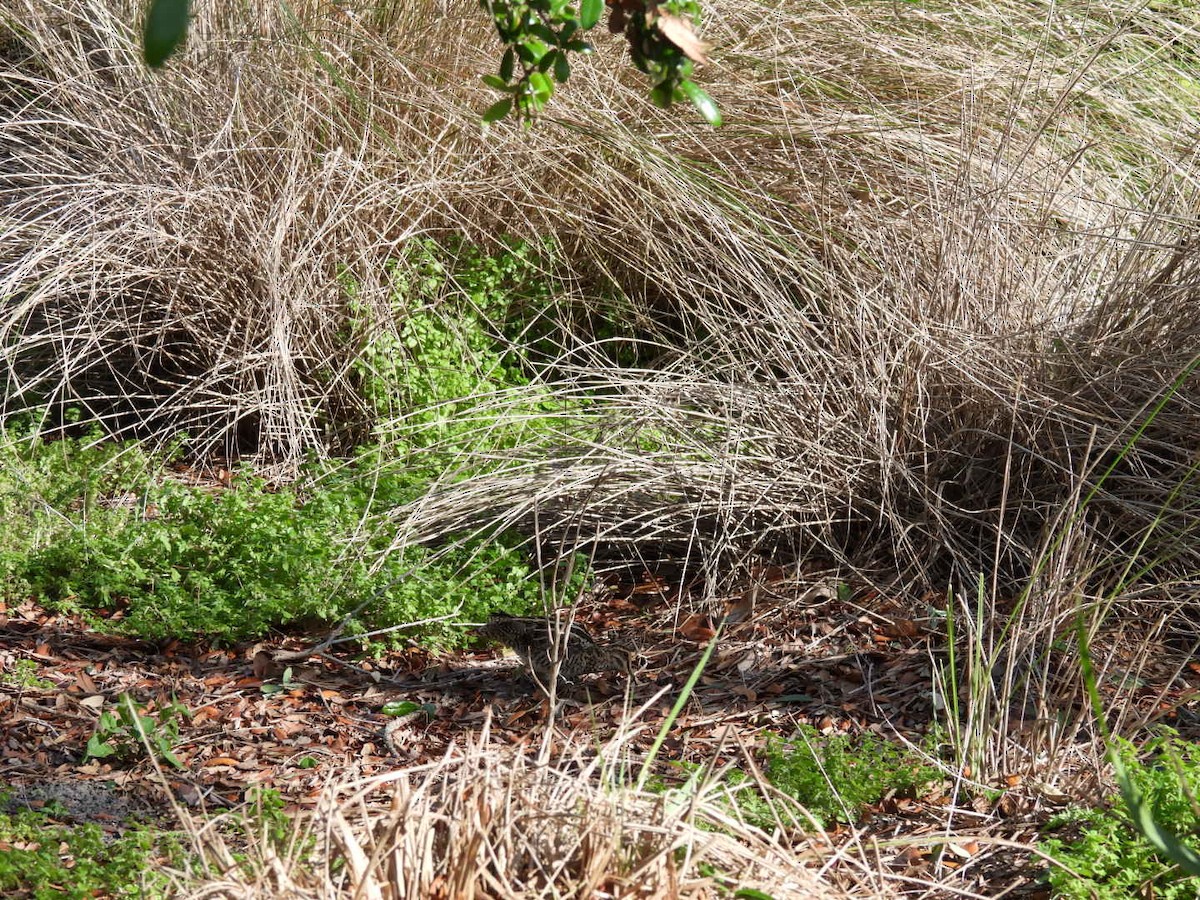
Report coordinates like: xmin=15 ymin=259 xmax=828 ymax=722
xmin=173 ymin=721 xmax=879 ymax=899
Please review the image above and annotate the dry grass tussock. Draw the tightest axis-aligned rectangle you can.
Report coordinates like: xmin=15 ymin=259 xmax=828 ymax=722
xmin=174 ymin=718 xmax=883 ymax=900
xmin=9 ymin=2 xmax=1200 ymax=887
xmin=5 ymin=1 xmax=1200 ymax=746
xmin=4 ymin=0 xmax=1200 ymax=583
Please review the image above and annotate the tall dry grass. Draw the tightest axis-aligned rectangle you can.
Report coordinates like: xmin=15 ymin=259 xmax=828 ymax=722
xmin=174 ymin=717 xmax=889 ymax=899
xmin=4 ymin=0 xmax=1200 ymax=782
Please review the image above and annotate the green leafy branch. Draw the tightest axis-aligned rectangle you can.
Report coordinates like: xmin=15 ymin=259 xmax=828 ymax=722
xmin=140 ymin=0 xmax=721 ymax=126
xmin=480 ymin=0 xmax=721 ymax=125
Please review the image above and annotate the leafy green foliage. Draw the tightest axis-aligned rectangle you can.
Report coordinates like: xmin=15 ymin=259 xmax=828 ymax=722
xmin=259 ymin=666 xmax=296 ymax=696
xmin=481 ymin=0 xmax=721 ymax=124
xmin=83 ymin=694 xmax=190 ymax=768
xmin=0 ymin=659 xmax=53 ymax=691
xmin=137 ymin=0 xmax=719 ymax=124
xmin=0 ymin=805 xmax=180 ymax=899
xmin=348 ymin=237 xmax=556 ymax=445
xmin=237 ymin=786 xmax=300 ymax=859
xmin=479 ymin=0 xmax=595 ymax=118
xmin=0 ymin=424 xmax=158 ymax=537
xmin=730 ymin=727 xmax=939 ymax=829
xmin=1 ymin=239 xmax=592 ymax=648
xmin=2 ymin=434 xmax=578 ymax=650
xmin=1044 ymin=732 xmax=1200 ymax=899
xmin=9 ymin=447 xmax=558 ymax=647
xmin=615 ymin=0 xmax=720 ymax=123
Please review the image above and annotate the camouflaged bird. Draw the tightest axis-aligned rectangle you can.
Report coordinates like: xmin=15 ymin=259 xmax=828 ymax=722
xmin=476 ymin=612 xmax=633 ymax=686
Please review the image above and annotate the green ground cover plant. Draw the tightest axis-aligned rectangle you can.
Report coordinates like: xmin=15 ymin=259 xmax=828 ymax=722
xmin=1044 ymin=731 xmax=1200 ymax=899
xmin=83 ymin=694 xmax=190 ymax=768
xmin=753 ymin=728 xmax=940 ymax=828
xmin=0 ymin=236 xmax=593 ymax=647
xmin=0 ymin=804 xmax=181 ymax=899
xmin=0 ymin=659 xmax=54 ymax=692
xmin=1 ymin=434 xmax=561 ymax=646
xmin=703 ymin=727 xmax=941 ymax=832
xmin=345 ymin=236 xmax=568 ymax=451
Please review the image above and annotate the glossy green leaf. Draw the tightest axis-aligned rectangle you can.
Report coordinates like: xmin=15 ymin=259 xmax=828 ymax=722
xmin=679 ymin=79 xmax=722 ymax=126
xmin=143 ymin=0 xmax=190 ymax=68
xmin=528 ymin=71 xmax=554 ymax=100
xmin=382 ymin=700 xmax=421 ymax=717
xmin=161 ymin=746 xmax=184 ymax=769
xmin=482 ymin=74 xmax=509 ymax=90
xmin=520 ymin=37 xmax=549 ymax=63
xmin=553 ymin=50 xmax=571 ymax=83
xmin=500 ymin=47 xmax=515 ymax=82
xmin=580 ymin=0 xmax=604 ymax=29
xmin=482 ymin=98 xmax=513 ymax=122
xmin=530 ymin=23 xmax=557 ymax=45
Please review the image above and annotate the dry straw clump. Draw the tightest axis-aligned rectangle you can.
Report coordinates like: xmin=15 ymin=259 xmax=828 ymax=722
xmin=1 ymin=0 xmax=427 ymax=458
xmin=5 ymin=0 xmax=1200 ymax=592
xmin=177 ymin=724 xmax=869 ymax=900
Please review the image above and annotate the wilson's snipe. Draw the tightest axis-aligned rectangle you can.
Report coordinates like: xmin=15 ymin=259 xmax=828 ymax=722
xmin=477 ymin=613 xmax=633 ymax=687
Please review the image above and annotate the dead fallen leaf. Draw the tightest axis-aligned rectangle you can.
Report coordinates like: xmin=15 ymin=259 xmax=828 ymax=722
xmin=72 ymin=670 xmax=98 ymax=694
xmin=724 ymin=591 xmax=755 ymax=625
xmin=679 ymin=614 xmax=716 ymax=642
xmin=191 ymin=705 xmax=220 ymax=726
xmin=654 ymin=12 xmax=709 ymax=63
xmin=880 ymin=619 xmax=923 ymax=639
xmin=252 ymin=647 xmax=279 ymax=680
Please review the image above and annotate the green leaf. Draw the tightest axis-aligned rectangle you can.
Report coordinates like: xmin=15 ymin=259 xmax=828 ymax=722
xmin=500 ymin=47 xmax=515 ymax=82
xmin=382 ymin=700 xmax=421 ymax=717
xmin=735 ymin=891 xmax=778 ymax=900
xmin=84 ymin=735 xmax=116 ymax=761
xmin=679 ymin=79 xmax=722 ymax=126
xmin=519 ymin=37 xmax=549 ymax=64
xmin=143 ymin=0 xmax=190 ymax=68
xmin=529 ymin=23 xmax=557 ymax=45
xmin=649 ymin=82 xmax=674 ymax=108
xmin=528 ymin=71 xmax=554 ymax=102
xmin=482 ymin=74 xmax=509 ymax=91
xmin=482 ymin=98 xmax=513 ymax=122
xmin=553 ymin=51 xmax=571 ymax=83
xmin=580 ymin=0 xmax=603 ymax=29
